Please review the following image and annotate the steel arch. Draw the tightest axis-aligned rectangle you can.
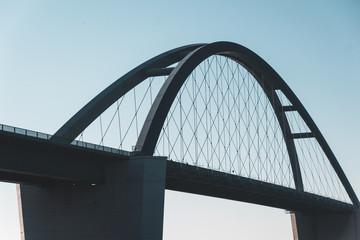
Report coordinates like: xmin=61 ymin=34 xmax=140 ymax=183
xmin=52 ymin=43 xmax=204 ymax=142
xmin=135 ymin=42 xmax=304 ymax=190
xmin=134 ymin=41 xmax=358 ymax=205
xmin=53 ymin=41 xmax=358 ymax=206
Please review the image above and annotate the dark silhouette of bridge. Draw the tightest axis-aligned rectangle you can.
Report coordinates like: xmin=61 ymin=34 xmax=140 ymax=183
xmin=1 ymin=42 xmax=359 ymax=240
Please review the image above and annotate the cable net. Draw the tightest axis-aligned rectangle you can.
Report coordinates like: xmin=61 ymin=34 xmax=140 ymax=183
xmin=275 ymin=90 xmax=352 ymax=203
xmin=75 ymin=76 xmax=166 ymax=151
xmin=155 ymin=55 xmax=295 ymax=188
xmin=75 ymin=54 xmax=351 ymax=202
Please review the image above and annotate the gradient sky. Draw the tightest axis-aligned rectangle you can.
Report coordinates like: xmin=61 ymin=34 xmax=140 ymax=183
xmin=0 ymin=1 xmax=359 ymax=239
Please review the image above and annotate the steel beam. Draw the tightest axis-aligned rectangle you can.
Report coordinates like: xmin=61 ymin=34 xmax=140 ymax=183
xmin=283 ymin=105 xmax=296 ymax=111
xmin=0 ymin=131 xmax=128 ymax=184
xmin=292 ymin=132 xmax=315 ymax=139
xmin=145 ymin=67 xmax=175 ymax=77
xmin=166 ymin=161 xmax=354 ymax=213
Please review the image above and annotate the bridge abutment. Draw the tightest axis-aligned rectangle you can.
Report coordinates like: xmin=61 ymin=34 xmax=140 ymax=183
xmin=292 ymin=209 xmax=360 ymax=240
xmin=17 ymin=156 xmax=167 ymax=240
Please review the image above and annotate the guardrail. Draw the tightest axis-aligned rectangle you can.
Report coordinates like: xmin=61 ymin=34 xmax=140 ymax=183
xmin=0 ymin=124 xmax=131 ymax=156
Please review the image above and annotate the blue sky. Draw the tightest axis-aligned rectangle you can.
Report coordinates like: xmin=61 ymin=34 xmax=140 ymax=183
xmin=0 ymin=1 xmax=359 ymax=239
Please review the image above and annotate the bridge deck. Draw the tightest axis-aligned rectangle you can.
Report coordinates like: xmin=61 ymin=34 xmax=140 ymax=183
xmin=166 ymin=161 xmax=354 ymax=213
xmin=0 ymin=125 xmax=354 ymax=213
xmin=0 ymin=125 xmax=130 ymax=184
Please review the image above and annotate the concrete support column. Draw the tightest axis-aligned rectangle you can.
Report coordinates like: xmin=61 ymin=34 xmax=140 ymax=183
xmin=291 ymin=208 xmax=360 ymax=240
xmin=18 ymin=156 xmax=167 ymax=240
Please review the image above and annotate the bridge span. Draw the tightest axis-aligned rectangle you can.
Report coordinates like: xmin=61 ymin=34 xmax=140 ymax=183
xmin=1 ymin=42 xmax=359 ymax=239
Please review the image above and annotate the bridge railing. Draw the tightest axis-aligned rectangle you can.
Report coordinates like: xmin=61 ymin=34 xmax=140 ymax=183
xmin=0 ymin=124 xmax=131 ymax=157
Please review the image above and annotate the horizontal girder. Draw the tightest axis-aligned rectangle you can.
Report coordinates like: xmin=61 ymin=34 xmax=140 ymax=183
xmin=166 ymin=161 xmax=354 ymax=213
xmin=0 ymin=129 xmax=128 ymax=184
xmin=0 ymin=130 xmax=353 ymax=213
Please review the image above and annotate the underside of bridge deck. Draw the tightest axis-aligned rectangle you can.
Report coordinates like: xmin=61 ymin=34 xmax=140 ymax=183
xmin=165 ymin=161 xmax=355 ymax=213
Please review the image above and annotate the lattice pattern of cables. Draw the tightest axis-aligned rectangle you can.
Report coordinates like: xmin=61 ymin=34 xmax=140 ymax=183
xmin=155 ymin=55 xmax=295 ymax=188
xmin=276 ymin=90 xmax=352 ymax=203
xmin=75 ymin=76 xmax=167 ymax=151
xmin=295 ymin=138 xmax=351 ymax=203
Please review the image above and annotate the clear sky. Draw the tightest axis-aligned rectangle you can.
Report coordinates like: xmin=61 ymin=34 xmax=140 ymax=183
xmin=0 ymin=1 xmax=359 ymax=239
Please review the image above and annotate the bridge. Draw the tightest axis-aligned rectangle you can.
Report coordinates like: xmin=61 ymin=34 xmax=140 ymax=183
xmin=1 ymin=41 xmax=359 ymax=239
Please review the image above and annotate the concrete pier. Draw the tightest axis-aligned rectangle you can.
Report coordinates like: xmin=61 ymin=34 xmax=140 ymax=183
xmin=18 ymin=156 xmax=167 ymax=240
xmin=292 ymin=209 xmax=360 ymax=240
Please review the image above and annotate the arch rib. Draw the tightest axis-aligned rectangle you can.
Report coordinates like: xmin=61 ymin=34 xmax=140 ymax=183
xmin=52 ymin=40 xmax=358 ymax=206
xmin=135 ymin=41 xmax=304 ymax=191
xmin=51 ymin=44 xmax=204 ymax=143
xmin=278 ymin=80 xmax=360 ymax=206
